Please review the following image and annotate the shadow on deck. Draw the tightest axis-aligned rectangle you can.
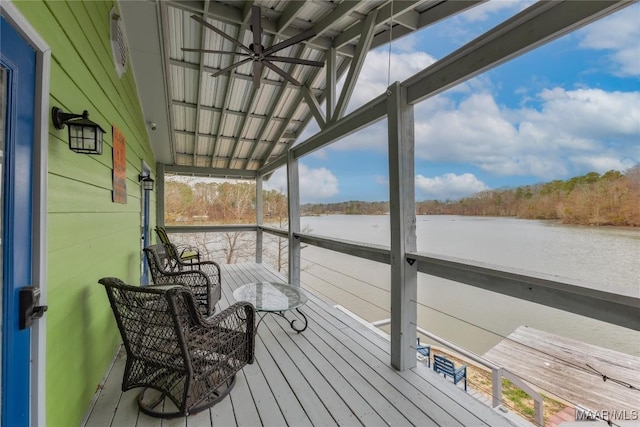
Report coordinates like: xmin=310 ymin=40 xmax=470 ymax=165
xmin=83 ymin=262 xmax=516 ymax=426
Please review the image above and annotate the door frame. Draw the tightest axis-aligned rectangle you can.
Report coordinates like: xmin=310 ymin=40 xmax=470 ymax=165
xmin=0 ymin=2 xmax=50 ymax=426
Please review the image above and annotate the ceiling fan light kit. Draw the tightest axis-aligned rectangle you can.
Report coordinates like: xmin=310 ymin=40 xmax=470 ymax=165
xmin=184 ymin=6 xmax=323 ymax=89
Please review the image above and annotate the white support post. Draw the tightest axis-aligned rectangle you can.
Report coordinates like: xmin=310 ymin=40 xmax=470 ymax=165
xmin=387 ymin=82 xmax=417 ymax=371
xmin=256 ymin=174 xmax=263 ymax=263
xmin=287 ymin=150 xmax=301 ymax=286
xmin=492 ymin=367 xmax=503 ymax=409
xmin=156 ymin=162 xmax=165 ymax=228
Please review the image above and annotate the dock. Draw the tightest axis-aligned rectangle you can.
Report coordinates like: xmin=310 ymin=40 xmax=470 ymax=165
xmin=483 ymin=326 xmax=640 ymax=413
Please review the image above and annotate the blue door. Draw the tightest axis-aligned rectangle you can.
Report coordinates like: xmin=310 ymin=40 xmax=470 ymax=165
xmin=1 ymin=15 xmax=36 ymax=427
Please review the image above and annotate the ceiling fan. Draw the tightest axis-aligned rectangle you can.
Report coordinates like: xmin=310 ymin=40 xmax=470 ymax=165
xmin=183 ymin=5 xmax=324 ymax=89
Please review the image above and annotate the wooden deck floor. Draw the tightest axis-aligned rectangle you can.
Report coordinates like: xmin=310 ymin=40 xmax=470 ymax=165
xmin=84 ymin=263 xmax=516 ymax=427
xmin=484 ymin=326 xmax=640 ymax=413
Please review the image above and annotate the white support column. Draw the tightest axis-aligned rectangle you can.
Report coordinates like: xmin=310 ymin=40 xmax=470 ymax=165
xmin=156 ymin=162 xmax=165 ymax=228
xmin=387 ymin=82 xmax=417 ymax=371
xmin=256 ymin=174 xmax=263 ymax=263
xmin=287 ymin=150 xmax=301 ymax=286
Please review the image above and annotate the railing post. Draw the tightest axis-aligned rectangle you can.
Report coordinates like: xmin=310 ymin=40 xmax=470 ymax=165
xmin=256 ymin=174 xmax=263 ymax=263
xmin=156 ymin=162 xmax=165 ymax=228
xmin=534 ymin=398 xmax=543 ymax=427
xmin=287 ymin=150 xmax=301 ymax=286
xmin=492 ymin=367 xmax=502 ymax=408
xmin=387 ymin=82 xmax=417 ymax=370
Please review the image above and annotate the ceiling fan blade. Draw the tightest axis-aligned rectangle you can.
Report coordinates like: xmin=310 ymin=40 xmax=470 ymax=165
xmin=251 ymin=5 xmax=262 ymax=51
xmin=211 ymin=58 xmax=252 ymax=78
xmin=253 ymin=61 xmax=262 ymax=89
xmin=191 ymin=15 xmax=253 ymax=55
xmin=182 ymin=48 xmax=251 ymax=56
xmin=263 ymin=61 xmax=301 ymax=86
xmin=262 ymin=29 xmax=316 ymax=56
xmin=265 ymin=56 xmax=324 ymax=67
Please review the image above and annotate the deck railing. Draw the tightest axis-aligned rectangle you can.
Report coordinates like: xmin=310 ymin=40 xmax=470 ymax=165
xmin=163 ymin=225 xmax=639 ymax=426
xmin=164 ymin=223 xmax=639 ymax=332
xmin=164 ymin=223 xmax=639 ymax=331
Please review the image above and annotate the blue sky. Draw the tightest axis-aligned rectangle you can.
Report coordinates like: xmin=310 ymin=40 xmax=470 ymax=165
xmin=265 ymin=1 xmax=640 ymax=203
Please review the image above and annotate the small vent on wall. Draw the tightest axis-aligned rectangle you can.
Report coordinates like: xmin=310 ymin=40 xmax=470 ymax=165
xmin=110 ymin=7 xmax=128 ymax=78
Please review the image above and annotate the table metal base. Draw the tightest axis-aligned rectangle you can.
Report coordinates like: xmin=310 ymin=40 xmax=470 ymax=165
xmin=257 ymin=308 xmax=308 ymax=333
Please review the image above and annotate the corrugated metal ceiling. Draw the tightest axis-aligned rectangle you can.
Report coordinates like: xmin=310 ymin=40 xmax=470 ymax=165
xmin=147 ymin=0 xmax=489 ymax=172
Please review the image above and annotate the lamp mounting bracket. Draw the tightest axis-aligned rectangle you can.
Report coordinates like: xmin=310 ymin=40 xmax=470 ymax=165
xmin=52 ymin=107 xmax=88 ymax=129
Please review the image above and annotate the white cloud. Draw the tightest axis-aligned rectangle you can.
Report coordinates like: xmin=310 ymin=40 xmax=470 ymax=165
xmin=569 ymin=155 xmax=636 ymax=173
xmin=374 ymin=175 xmax=388 ymax=186
xmin=315 ymin=84 xmax=639 ymax=182
xmin=413 ymin=87 xmax=640 ymax=178
xmin=263 ymin=164 xmax=339 ymax=202
xmin=578 ymin=4 xmax=640 ymax=77
xmin=416 ymin=173 xmax=489 ymax=200
xmin=461 ymin=0 xmax=528 ymax=23
xmin=346 ymin=50 xmax=437 ymax=113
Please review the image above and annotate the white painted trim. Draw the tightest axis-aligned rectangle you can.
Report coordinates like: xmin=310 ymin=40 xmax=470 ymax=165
xmin=287 ymin=151 xmax=300 ymax=286
xmin=1 ymin=2 xmax=50 ymax=426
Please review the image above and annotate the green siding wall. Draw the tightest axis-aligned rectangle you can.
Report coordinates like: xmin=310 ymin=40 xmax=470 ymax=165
xmin=12 ymin=1 xmax=156 ymax=426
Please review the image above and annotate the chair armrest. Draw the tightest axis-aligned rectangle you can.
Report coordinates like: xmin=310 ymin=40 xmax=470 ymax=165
xmin=195 ymin=301 xmax=256 ymax=363
xmin=181 ymin=261 xmax=221 ymax=283
xmin=455 ymin=365 xmax=467 ymax=376
xmin=151 ymin=270 xmax=215 ymax=316
xmin=176 ymin=244 xmax=200 ymax=259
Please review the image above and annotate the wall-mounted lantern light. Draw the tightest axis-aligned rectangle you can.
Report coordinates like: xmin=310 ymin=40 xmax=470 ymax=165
xmin=139 ymin=174 xmax=155 ymax=191
xmin=52 ymin=107 xmax=106 ymax=155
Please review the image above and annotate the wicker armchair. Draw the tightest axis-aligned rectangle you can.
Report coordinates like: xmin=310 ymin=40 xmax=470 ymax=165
xmin=98 ymin=277 xmax=255 ymax=418
xmin=144 ymin=243 xmax=221 ymax=317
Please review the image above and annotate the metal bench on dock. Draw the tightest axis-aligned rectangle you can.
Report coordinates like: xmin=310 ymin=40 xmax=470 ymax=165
xmin=433 ymin=354 xmax=467 ymax=391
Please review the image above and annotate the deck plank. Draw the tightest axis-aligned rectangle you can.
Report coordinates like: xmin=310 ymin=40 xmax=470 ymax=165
xmin=207 ymin=393 xmax=236 ymax=427
xmin=84 ymin=348 xmax=125 ymax=427
xmin=219 ymin=264 xmax=314 ymax=427
xmin=83 ymin=262 xmax=515 ymax=427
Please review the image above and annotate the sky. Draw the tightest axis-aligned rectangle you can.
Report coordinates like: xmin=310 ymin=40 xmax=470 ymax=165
xmin=264 ymin=1 xmax=640 ymax=204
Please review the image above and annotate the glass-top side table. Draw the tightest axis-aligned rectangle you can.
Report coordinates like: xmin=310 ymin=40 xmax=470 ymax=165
xmin=233 ymin=282 xmax=308 ymax=333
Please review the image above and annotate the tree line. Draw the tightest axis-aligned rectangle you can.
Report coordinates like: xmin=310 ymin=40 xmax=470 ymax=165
xmin=165 ymin=164 xmax=640 ymax=229
xmin=301 ymin=166 xmax=640 ymax=227
xmin=165 ymin=180 xmax=287 ymax=224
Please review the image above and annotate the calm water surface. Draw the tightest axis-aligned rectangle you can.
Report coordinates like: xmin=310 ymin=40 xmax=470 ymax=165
xmin=298 ymin=215 xmax=640 ymax=356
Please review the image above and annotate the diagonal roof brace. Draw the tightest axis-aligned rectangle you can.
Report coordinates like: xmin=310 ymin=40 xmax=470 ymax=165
xmin=331 ymin=9 xmax=379 ymax=123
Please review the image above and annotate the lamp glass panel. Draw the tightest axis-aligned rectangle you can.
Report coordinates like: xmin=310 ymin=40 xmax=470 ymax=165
xmin=68 ymin=123 xmax=101 ymax=153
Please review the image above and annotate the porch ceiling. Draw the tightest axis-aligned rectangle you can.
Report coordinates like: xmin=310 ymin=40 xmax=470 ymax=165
xmin=120 ymin=0 xmax=485 ymax=174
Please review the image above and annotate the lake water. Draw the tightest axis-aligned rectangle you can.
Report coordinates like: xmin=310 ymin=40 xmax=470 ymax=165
xmin=296 ymin=215 xmax=640 ymax=357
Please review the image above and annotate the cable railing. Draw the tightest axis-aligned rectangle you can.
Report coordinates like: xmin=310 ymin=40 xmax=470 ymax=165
xmin=295 ymin=249 xmax=639 ymax=427
xmin=166 ymin=225 xmax=639 ymax=427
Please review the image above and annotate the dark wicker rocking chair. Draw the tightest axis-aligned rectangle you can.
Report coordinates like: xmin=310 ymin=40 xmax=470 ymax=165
xmin=144 ymin=243 xmax=221 ymax=317
xmin=98 ymin=277 xmax=256 ymax=418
